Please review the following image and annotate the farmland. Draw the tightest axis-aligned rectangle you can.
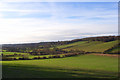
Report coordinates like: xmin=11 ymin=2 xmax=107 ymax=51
xmin=2 ymin=54 xmax=118 ymax=78
xmin=1 ymin=36 xmax=119 ymax=79
xmin=56 ymin=40 xmax=118 ymax=53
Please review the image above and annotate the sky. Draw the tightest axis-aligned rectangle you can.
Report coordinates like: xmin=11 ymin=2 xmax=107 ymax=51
xmin=0 ymin=2 xmax=118 ymax=44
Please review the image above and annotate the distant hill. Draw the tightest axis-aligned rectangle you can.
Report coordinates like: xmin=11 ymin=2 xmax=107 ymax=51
xmin=2 ymin=36 xmax=120 ymax=54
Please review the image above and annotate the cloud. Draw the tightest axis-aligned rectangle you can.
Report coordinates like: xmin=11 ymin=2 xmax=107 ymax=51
xmin=0 ymin=2 xmax=118 ymax=44
xmin=1 ymin=0 xmax=119 ymax=2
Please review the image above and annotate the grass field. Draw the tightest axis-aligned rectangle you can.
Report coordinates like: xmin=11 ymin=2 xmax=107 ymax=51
xmin=1 ymin=52 xmax=65 ymax=59
xmin=1 ymin=52 xmax=30 ymax=55
xmin=57 ymin=40 xmax=118 ymax=53
xmin=107 ymin=47 xmax=120 ymax=53
xmin=2 ymin=54 xmax=118 ymax=78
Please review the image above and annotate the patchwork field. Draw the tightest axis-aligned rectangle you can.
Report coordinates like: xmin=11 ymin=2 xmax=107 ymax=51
xmin=2 ymin=54 xmax=118 ymax=78
xmin=56 ymin=40 xmax=118 ymax=53
xmin=1 ymin=36 xmax=119 ymax=79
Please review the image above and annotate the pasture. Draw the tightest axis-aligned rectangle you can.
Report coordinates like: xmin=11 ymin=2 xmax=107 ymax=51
xmin=56 ymin=40 xmax=118 ymax=53
xmin=1 ymin=52 xmax=66 ymax=60
xmin=2 ymin=54 xmax=118 ymax=78
xmin=1 ymin=52 xmax=30 ymax=55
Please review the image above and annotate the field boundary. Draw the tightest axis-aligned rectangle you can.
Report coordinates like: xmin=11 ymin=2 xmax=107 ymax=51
xmin=92 ymin=53 xmax=119 ymax=57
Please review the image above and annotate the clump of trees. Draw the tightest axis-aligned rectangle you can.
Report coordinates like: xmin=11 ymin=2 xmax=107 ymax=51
xmin=81 ymin=36 xmax=119 ymax=42
xmin=19 ymin=57 xmax=30 ymax=60
xmin=29 ymin=48 xmax=67 ymax=55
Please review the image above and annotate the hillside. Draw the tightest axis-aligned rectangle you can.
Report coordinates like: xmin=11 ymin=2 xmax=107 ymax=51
xmin=2 ymin=36 xmax=119 ymax=54
xmin=56 ymin=40 xmax=119 ymax=53
xmin=107 ymin=47 xmax=120 ymax=53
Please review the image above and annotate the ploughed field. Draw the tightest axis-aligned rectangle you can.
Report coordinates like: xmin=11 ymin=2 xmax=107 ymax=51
xmin=2 ymin=54 xmax=118 ymax=78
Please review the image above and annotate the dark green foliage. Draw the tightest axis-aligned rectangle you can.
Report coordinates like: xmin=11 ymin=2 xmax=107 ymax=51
xmin=43 ymin=56 xmax=47 ymax=59
xmin=28 ymin=48 xmax=67 ymax=55
xmin=81 ymin=36 xmax=119 ymax=42
xmin=33 ymin=57 xmax=38 ymax=59
xmin=48 ymin=56 xmax=52 ymax=58
xmin=33 ymin=56 xmax=42 ymax=59
xmin=19 ymin=57 xmax=30 ymax=60
xmin=38 ymin=56 xmax=41 ymax=59
xmin=13 ymin=58 xmax=17 ymax=60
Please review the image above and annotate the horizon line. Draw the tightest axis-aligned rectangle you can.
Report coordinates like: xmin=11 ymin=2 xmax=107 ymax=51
xmin=1 ymin=35 xmax=118 ymax=45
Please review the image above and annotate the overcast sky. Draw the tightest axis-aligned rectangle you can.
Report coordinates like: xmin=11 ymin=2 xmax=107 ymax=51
xmin=0 ymin=2 xmax=118 ymax=44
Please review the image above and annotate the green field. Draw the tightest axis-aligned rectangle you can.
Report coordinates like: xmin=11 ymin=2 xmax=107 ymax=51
xmin=1 ymin=52 xmax=30 ymax=55
xmin=2 ymin=54 xmax=118 ymax=78
xmin=107 ymin=47 xmax=120 ymax=53
xmin=1 ymin=39 xmax=119 ymax=79
xmin=56 ymin=40 xmax=118 ymax=53
xmin=1 ymin=52 xmax=65 ymax=59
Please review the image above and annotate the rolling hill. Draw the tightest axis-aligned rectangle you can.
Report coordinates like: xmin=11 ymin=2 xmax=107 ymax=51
xmin=2 ymin=36 xmax=119 ymax=54
xmin=56 ymin=40 xmax=119 ymax=53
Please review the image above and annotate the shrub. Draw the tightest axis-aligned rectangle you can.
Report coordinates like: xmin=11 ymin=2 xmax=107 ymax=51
xmin=19 ymin=58 xmax=23 ymax=60
xmin=13 ymin=58 xmax=17 ymax=60
xmin=38 ymin=57 xmax=41 ymax=59
xmin=64 ymin=54 xmax=69 ymax=57
xmin=43 ymin=56 xmax=47 ymax=59
xmin=48 ymin=56 xmax=52 ymax=58
xmin=33 ymin=57 xmax=38 ymax=59
xmin=53 ymin=56 xmax=56 ymax=58
xmin=43 ymin=57 xmax=46 ymax=59
xmin=19 ymin=57 xmax=30 ymax=60
xmin=14 ymin=53 xmax=17 ymax=55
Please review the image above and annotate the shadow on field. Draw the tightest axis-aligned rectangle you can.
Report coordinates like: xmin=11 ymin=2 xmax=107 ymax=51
xmin=2 ymin=64 xmax=118 ymax=79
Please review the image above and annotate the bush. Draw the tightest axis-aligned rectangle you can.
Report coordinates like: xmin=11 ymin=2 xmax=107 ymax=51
xmin=48 ymin=56 xmax=52 ymax=58
xmin=19 ymin=57 xmax=30 ymax=60
xmin=38 ymin=57 xmax=41 ymax=59
xmin=53 ymin=56 xmax=56 ymax=58
xmin=19 ymin=58 xmax=23 ymax=60
xmin=43 ymin=56 xmax=47 ymax=59
xmin=13 ymin=58 xmax=17 ymax=60
xmin=33 ymin=57 xmax=38 ymax=59
xmin=64 ymin=55 xmax=69 ymax=57
xmin=14 ymin=53 xmax=17 ymax=55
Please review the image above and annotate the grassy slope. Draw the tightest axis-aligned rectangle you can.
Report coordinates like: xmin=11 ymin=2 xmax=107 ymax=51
xmin=57 ymin=40 xmax=118 ymax=53
xmin=56 ymin=41 xmax=87 ymax=49
xmin=2 ymin=54 xmax=118 ymax=78
xmin=1 ymin=52 xmax=29 ymax=55
xmin=107 ymin=47 xmax=120 ymax=53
